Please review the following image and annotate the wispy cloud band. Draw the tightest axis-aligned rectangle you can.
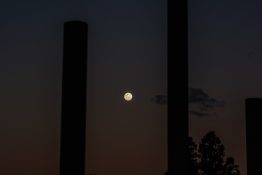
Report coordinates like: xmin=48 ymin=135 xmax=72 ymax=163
xmin=189 ymin=87 xmax=224 ymax=117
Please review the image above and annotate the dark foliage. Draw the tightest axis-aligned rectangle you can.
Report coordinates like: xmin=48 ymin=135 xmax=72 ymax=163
xmin=189 ymin=131 xmax=240 ymax=175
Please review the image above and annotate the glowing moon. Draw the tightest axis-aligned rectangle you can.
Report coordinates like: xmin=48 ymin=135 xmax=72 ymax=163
xmin=124 ymin=92 xmax=133 ymax=101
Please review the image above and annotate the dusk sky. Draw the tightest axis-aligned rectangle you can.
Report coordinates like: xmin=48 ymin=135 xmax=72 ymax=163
xmin=3 ymin=0 xmax=261 ymax=175
xmin=189 ymin=1 xmax=262 ymax=175
xmin=0 ymin=0 xmax=167 ymax=175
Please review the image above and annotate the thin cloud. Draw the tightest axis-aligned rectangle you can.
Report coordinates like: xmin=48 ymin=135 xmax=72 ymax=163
xmin=151 ymin=95 xmax=167 ymax=105
xmin=189 ymin=87 xmax=224 ymax=117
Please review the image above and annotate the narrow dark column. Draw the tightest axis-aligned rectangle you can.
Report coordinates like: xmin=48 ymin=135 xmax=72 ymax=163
xmin=245 ymin=98 xmax=262 ymax=175
xmin=167 ymin=0 xmax=188 ymax=175
xmin=60 ymin=21 xmax=88 ymax=175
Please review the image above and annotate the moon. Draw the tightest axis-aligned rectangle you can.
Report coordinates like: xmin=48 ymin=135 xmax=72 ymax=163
xmin=124 ymin=92 xmax=133 ymax=101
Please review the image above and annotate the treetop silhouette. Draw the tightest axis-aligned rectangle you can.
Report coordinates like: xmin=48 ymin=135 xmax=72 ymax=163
xmin=189 ymin=131 xmax=240 ymax=175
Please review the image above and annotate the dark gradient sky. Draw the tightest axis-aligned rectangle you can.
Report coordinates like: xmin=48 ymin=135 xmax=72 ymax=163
xmin=0 ymin=0 xmax=167 ymax=175
xmin=189 ymin=1 xmax=262 ymax=175
xmin=5 ymin=0 xmax=260 ymax=175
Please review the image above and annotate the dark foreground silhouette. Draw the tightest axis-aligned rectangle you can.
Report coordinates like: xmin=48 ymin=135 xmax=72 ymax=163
xmin=188 ymin=131 xmax=240 ymax=175
xmin=60 ymin=21 xmax=88 ymax=175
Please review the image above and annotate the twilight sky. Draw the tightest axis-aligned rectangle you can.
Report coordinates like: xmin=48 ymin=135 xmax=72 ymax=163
xmin=0 ymin=0 xmax=167 ymax=175
xmin=3 ymin=0 xmax=260 ymax=175
xmin=189 ymin=1 xmax=262 ymax=175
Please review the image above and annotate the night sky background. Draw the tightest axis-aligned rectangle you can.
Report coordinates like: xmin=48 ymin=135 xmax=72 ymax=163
xmin=2 ymin=0 xmax=260 ymax=175
xmin=189 ymin=1 xmax=262 ymax=175
xmin=0 ymin=0 xmax=167 ymax=175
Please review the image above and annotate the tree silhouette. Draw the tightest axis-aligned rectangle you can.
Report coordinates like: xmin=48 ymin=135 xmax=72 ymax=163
xmin=188 ymin=136 xmax=198 ymax=175
xmin=222 ymin=157 xmax=240 ymax=175
xmin=189 ymin=131 xmax=240 ymax=175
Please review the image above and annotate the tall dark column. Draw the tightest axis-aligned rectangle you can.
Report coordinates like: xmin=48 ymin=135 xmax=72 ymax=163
xmin=60 ymin=21 xmax=88 ymax=175
xmin=245 ymin=98 xmax=262 ymax=175
xmin=167 ymin=0 xmax=188 ymax=175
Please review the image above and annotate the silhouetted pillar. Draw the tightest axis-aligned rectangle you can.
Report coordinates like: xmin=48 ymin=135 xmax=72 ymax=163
xmin=60 ymin=21 xmax=88 ymax=175
xmin=245 ymin=98 xmax=262 ymax=175
xmin=167 ymin=0 xmax=188 ymax=175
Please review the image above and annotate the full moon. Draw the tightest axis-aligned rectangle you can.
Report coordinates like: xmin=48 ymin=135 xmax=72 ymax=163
xmin=124 ymin=92 xmax=133 ymax=101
